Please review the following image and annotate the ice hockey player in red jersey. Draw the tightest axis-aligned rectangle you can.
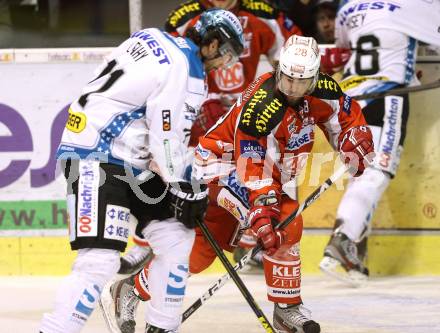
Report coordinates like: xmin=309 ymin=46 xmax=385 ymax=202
xmin=106 ymin=35 xmax=374 ymax=333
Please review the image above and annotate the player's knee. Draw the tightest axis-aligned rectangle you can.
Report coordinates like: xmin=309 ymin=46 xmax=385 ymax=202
xmin=189 ymin=251 xmax=216 ymax=274
xmin=158 ymin=225 xmax=195 ymax=262
xmin=73 ymin=248 xmax=120 ymax=284
xmin=355 ymin=167 xmax=391 ymax=193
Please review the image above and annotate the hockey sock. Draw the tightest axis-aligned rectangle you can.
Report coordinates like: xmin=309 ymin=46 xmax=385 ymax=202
xmin=39 ymin=248 xmax=119 ymax=333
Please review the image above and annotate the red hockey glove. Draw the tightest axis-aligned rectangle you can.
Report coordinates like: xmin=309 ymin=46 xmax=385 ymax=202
xmin=189 ymin=99 xmax=227 ymax=146
xmin=339 ymin=126 xmax=375 ymax=177
xmin=320 ymin=47 xmax=351 ymax=75
xmin=248 ymin=204 xmax=286 ymax=255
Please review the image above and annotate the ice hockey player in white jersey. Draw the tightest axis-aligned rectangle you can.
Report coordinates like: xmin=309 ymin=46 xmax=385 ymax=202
xmin=319 ymin=0 xmax=440 ymax=286
xmin=39 ymin=8 xmax=244 ymax=333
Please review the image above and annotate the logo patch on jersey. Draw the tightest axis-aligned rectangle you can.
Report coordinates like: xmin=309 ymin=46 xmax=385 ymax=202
xmin=241 ymin=88 xmax=268 ymax=126
xmin=240 ymin=140 xmax=266 ymax=159
xmin=184 ymin=103 xmax=197 ymax=122
xmin=342 ymin=94 xmax=352 ymax=115
xmin=167 ymin=2 xmax=201 ymax=28
xmin=255 ymin=98 xmax=283 ymax=133
xmin=316 ymin=77 xmax=339 ymax=92
xmin=77 ymin=160 xmax=100 ymax=237
xmin=66 ymin=108 xmax=87 ymax=133
xmin=241 ymin=0 xmax=275 ymax=15
xmin=288 ymin=119 xmax=298 ymax=133
xmin=226 ymin=172 xmax=250 ymax=206
xmin=162 ymin=110 xmax=171 ymax=131
xmin=286 ymin=125 xmax=314 ymax=150
xmin=104 ymin=204 xmax=130 ymax=242
xmin=214 ymin=62 xmax=245 ymax=91
xmin=378 ymin=96 xmax=403 ymax=170
xmin=339 ymin=75 xmax=388 ymax=92
xmin=195 ymin=144 xmax=212 ymax=161
xmin=217 ymin=194 xmax=246 ymax=223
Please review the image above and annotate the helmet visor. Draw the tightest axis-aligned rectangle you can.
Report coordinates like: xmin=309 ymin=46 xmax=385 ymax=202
xmin=277 ymin=72 xmax=315 ymax=98
xmin=218 ymin=41 xmax=241 ymax=68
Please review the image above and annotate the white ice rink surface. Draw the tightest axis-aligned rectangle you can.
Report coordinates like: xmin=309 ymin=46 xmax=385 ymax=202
xmin=1 ymin=274 xmax=439 ymax=333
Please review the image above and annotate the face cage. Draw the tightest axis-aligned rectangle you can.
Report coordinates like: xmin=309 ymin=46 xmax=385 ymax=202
xmin=217 ymin=41 xmax=241 ymax=68
xmin=276 ymin=69 xmax=318 ymax=98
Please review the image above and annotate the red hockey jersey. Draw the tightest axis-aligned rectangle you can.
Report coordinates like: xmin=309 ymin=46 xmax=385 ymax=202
xmin=193 ymin=72 xmax=368 ymax=203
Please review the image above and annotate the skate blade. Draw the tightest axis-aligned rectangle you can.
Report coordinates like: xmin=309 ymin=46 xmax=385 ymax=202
xmin=99 ymin=278 xmax=121 ymax=333
xmin=319 ymin=257 xmax=367 ymax=288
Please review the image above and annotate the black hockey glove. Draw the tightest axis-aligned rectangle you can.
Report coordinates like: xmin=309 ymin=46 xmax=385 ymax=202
xmin=168 ymin=181 xmax=209 ymax=228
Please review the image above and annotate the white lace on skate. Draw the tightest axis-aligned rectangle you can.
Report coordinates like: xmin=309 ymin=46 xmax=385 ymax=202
xmin=284 ymin=304 xmax=312 ymax=326
xmin=274 ymin=303 xmax=319 ymax=333
xmin=100 ymin=278 xmax=140 ymax=333
xmin=119 ymin=288 xmax=139 ymax=323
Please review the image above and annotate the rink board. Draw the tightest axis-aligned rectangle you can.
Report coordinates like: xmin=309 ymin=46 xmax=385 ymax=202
xmin=1 ymin=233 xmax=440 ymax=276
xmin=1 ymin=49 xmax=439 ymax=276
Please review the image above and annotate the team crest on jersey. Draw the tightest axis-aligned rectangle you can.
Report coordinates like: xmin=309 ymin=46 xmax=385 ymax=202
xmin=214 ymin=62 xmax=245 ymax=91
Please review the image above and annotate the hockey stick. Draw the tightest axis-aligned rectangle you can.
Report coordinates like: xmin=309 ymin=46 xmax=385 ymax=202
xmin=353 ymin=79 xmax=440 ymax=100
xmin=182 ymin=165 xmax=348 ymax=322
xmin=196 ymin=217 xmax=275 ymax=332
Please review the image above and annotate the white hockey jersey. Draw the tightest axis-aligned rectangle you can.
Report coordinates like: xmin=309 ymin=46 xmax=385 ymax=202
xmin=336 ymin=0 xmax=440 ymax=97
xmin=56 ymin=28 xmax=207 ymax=183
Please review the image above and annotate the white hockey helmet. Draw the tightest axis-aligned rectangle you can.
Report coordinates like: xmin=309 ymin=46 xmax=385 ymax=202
xmin=277 ymin=35 xmax=320 ymax=97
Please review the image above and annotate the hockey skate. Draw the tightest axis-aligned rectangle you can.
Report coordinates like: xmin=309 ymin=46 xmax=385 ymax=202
xmin=273 ymin=303 xmax=320 ymax=333
xmin=319 ymin=232 xmax=369 ymax=288
xmin=118 ymin=245 xmax=153 ymax=275
xmin=233 ymin=247 xmax=264 ymax=275
xmin=99 ymin=275 xmax=140 ymax=333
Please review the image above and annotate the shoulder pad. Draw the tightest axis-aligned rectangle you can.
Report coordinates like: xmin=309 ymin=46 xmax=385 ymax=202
xmin=311 ymin=73 xmax=344 ymax=100
xmin=165 ymin=1 xmax=205 ymax=32
xmin=239 ymin=0 xmax=279 ymax=19
xmin=238 ymin=76 xmax=288 ymax=137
